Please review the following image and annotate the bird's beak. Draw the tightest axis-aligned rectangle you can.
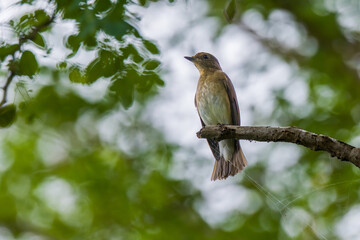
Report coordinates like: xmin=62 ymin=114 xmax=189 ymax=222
xmin=184 ymin=56 xmax=194 ymax=62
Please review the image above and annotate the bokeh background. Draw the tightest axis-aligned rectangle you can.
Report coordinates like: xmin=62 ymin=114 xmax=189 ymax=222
xmin=1 ymin=0 xmax=360 ymax=239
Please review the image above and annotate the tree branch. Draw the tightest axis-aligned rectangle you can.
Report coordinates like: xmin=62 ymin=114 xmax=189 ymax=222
xmin=0 ymin=11 xmax=56 ymax=107
xmin=197 ymin=125 xmax=360 ymax=168
xmin=0 ymin=71 xmax=15 ymax=106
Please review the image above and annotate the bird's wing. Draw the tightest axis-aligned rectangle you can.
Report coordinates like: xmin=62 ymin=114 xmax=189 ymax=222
xmin=220 ymin=73 xmax=244 ymax=156
xmin=195 ymin=95 xmax=221 ymax=161
xmin=201 ymin=118 xmax=221 ymax=161
xmin=221 ymin=73 xmax=240 ymax=125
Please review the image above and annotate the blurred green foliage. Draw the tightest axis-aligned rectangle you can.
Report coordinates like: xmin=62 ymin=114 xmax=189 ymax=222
xmin=1 ymin=0 xmax=360 ymax=239
xmin=0 ymin=104 xmax=16 ymax=127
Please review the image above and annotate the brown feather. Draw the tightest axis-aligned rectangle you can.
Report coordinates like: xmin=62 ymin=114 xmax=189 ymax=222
xmin=189 ymin=52 xmax=248 ymax=180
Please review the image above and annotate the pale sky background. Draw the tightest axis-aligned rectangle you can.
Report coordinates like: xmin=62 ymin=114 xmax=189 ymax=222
xmin=1 ymin=0 xmax=360 ymax=239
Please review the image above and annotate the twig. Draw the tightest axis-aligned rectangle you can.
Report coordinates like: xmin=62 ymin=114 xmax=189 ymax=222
xmin=0 ymin=11 xmax=56 ymax=107
xmin=0 ymin=71 xmax=15 ymax=105
xmin=197 ymin=125 xmax=360 ymax=168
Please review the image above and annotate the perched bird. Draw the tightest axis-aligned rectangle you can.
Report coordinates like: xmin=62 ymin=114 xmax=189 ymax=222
xmin=185 ymin=52 xmax=247 ymax=180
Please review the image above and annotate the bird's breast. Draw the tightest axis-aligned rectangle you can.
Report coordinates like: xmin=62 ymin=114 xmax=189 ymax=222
xmin=196 ymin=79 xmax=231 ymax=125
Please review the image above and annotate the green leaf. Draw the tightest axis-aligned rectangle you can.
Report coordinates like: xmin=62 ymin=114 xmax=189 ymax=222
xmin=31 ymin=32 xmax=46 ymax=48
xmin=102 ymin=20 xmax=131 ymax=41
xmin=84 ymin=49 xmax=123 ymax=84
xmin=0 ymin=104 xmax=16 ymax=128
xmin=0 ymin=44 xmax=19 ymax=61
xmin=136 ymin=75 xmax=154 ymax=93
xmin=18 ymin=50 xmax=38 ymax=77
xmin=110 ymin=71 xmax=137 ymax=109
xmin=94 ymin=0 xmax=112 ymax=12
xmin=69 ymin=67 xmax=85 ymax=83
xmin=143 ymin=40 xmax=159 ymax=54
xmin=34 ymin=9 xmax=50 ymax=27
xmin=100 ymin=50 xmax=122 ymax=76
xmin=139 ymin=72 xmax=164 ymax=91
xmin=144 ymin=60 xmax=160 ymax=70
xmin=132 ymin=54 xmax=144 ymax=63
xmin=86 ymin=59 xmax=103 ymax=84
xmin=84 ymin=35 xmax=97 ymax=48
xmin=18 ymin=13 xmax=31 ymax=27
xmin=57 ymin=61 xmax=67 ymax=69
xmin=20 ymin=0 xmax=35 ymax=4
xmin=66 ymin=34 xmax=81 ymax=57
xmin=154 ymin=74 xmax=165 ymax=86
xmin=224 ymin=0 xmax=236 ymax=23
xmin=122 ymin=44 xmax=138 ymax=58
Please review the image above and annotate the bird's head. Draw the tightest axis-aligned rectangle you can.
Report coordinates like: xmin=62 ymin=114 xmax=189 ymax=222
xmin=184 ymin=52 xmax=222 ymax=72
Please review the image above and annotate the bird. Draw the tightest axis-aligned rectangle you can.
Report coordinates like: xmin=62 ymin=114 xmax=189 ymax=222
xmin=185 ymin=52 xmax=247 ymax=180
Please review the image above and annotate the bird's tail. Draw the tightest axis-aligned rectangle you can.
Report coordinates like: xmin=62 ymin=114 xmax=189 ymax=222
xmin=211 ymin=145 xmax=247 ymax=181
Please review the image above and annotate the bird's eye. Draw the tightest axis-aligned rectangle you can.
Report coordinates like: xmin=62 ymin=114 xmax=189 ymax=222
xmin=203 ymin=55 xmax=209 ymax=59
